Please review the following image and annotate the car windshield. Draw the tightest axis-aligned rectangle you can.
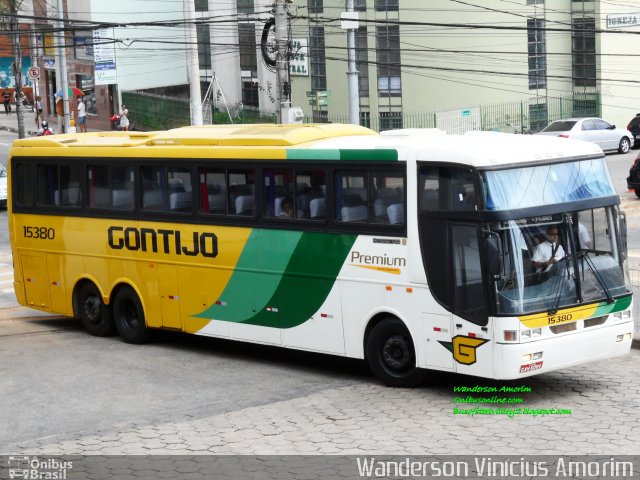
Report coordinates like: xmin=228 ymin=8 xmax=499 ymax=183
xmin=542 ymin=121 xmax=576 ymax=132
xmin=487 ymin=207 xmax=630 ymax=315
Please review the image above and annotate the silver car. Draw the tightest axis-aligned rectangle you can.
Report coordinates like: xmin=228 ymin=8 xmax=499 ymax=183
xmin=538 ymin=117 xmax=633 ymax=153
xmin=0 ymin=163 xmax=6 ymax=208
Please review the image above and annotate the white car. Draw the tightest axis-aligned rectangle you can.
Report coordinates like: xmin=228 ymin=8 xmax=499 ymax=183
xmin=0 ymin=163 xmax=6 ymax=208
xmin=537 ymin=117 xmax=634 ymax=153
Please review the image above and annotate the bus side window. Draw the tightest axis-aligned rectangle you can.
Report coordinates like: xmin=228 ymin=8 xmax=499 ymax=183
xmin=168 ymin=168 xmax=192 ymax=213
xmin=229 ymin=169 xmax=255 ymax=216
xmin=141 ymin=166 xmax=165 ymax=211
xmin=336 ymin=170 xmax=368 ymax=223
xmin=200 ymin=169 xmax=227 ymax=215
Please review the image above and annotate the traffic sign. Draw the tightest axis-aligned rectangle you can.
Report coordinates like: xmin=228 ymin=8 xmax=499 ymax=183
xmin=27 ymin=67 xmax=40 ymax=79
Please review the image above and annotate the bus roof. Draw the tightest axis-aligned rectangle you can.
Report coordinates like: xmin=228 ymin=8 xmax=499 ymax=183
xmin=11 ymin=124 xmax=603 ymax=167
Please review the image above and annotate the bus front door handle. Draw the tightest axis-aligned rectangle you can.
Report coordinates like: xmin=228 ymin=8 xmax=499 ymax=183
xmin=456 ymin=323 xmax=462 ymax=329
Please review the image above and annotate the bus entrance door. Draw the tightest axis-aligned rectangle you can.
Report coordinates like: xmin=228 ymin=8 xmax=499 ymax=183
xmin=424 ymin=312 xmax=455 ymax=371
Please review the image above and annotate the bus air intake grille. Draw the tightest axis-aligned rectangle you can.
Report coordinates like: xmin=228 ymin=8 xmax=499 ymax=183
xmin=584 ymin=316 xmax=607 ymax=328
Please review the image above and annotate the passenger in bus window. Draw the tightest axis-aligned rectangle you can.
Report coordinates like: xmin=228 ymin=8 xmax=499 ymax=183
xmin=531 ymin=226 xmax=565 ymax=273
xmin=279 ymin=197 xmax=294 ymax=218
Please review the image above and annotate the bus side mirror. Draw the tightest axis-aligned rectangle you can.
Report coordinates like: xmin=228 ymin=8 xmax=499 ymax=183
xmin=483 ymin=231 xmax=503 ymax=279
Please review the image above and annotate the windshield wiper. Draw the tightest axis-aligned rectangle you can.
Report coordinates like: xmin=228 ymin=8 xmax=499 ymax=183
xmin=548 ymin=257 xmax=571 ymax=315
xmin=578 ymin=250 xmax=614 ymax=304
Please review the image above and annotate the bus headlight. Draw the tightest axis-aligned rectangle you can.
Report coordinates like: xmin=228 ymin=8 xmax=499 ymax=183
xmin=614 ymin=310 xmax=631 ymax=320
xmin=616 ymin=333 xmax=632 ymax=342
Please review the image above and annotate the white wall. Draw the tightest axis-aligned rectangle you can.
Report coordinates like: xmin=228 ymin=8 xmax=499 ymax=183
xmin=89 ymin=0 xmax=188 ymax=91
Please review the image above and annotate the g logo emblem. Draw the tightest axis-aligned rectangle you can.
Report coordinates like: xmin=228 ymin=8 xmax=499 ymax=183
xmin=439 ymin=335 xmax=489 ymax=365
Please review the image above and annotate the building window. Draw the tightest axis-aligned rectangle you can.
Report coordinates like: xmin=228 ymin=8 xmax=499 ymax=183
xmin=526 ymin=0 xmax=543 ymax=4
xmin=527 ymin=18 xmax=546 ymax=90
xmin=572 ymin=17 xmax=596 ymax=87
xmin=355 ymin=0 xmax=367 ymax=11
xmin=360 ymin=111 xmax=370 ymax=128
xmin=380 ymin=111 xmax=402 ymax=131
xmin=308 ymin=0 xmax=323 ymax=14
xmin=238 ymin=23 xmax=257 ymax=78
xmin=356 ymin=27 xmax=369 ymax=97
xmin=310 ymin=26 xmax=326 ymax=91
xmin=375 ymin=0 xmax=398 ymax=11
xmin=237 ymin=0 xmax=254 ymax=14
xmin=197 ymin=23 xmax=211 ymax=70
xmin=376 ymin=25 xmax=401 ymax=96
xmin=195 ymin=0 xmax=208 ymax=11
xmin=242 ymin=81 xmax=259 ymax=108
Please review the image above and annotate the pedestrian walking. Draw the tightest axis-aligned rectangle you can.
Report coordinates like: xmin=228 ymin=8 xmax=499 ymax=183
xmin=76 ymin=97 xmax=87 ymax=133
xmin=3 ymin=90 xmax=11 ymax=115
xmin=35 ymin=95 xmax=43 ymax=127
xmin=119 ymin=104 xmax=129 ymax=131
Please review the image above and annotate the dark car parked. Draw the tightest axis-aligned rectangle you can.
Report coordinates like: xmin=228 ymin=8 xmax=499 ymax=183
xmin=627 ymin=113 xmax=640 ymax=149
xmin=626 ymin=151 xmax=640 ymax=197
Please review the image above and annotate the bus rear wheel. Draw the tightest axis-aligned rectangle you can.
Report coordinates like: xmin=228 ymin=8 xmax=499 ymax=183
xmin=366 ymin=318 xmax=426 ymax=387
xmin=113 ymin=286 xmax=150 ymax=344
xmin=76 ymin=283 xmax=115 ymax=336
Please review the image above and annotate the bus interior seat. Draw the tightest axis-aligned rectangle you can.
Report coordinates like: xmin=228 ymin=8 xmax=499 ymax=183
xmin=374 ymin=198 xmax=389 ymax=219
xmin=341 ymin=204 xmax=368 ymax=222
xmin=387 ymin=203 xmax=405 ymax=224
xmin=422 ymin=189 xmax=437 ymax=209
xmin=168 ymin=178 xmax=185 ymax=192
xmin=296 ymin=193 xmax=312 ymax=219
xmin=112 ymin=189 xmax=134 ymax=209
xmin=309 ymin=197 xmax=326 ymax=219
xmin=235 ymin=194 xmax=254 ymax=215
xmin=143 ymin=190 xmax=164 ymax=210
xmin=54 ymin=186 xmax=81 ymax=206
xmin=274 ymin=196 xmax=285 ymax=217
xmin=169 ymin=191 xmax=192 ymax=211
xmin=344 ymin=188 xmax=367 ymax=203
xmin=92 ymin=187 xmax=110 ymax=207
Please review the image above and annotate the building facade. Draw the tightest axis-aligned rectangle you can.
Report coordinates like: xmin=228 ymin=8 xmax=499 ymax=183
xmin=31 ymin=0 xmax=188 ymax=131
xmin=289 ymin=0 xmax=640 ymax=131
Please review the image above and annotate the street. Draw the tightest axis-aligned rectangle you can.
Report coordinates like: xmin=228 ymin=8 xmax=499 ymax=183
xmin=0 ymin=132 xmax=639 ymax=456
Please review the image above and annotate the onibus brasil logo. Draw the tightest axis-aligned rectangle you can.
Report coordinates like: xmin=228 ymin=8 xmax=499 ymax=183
xmin=439 ymin=335 xmax=489 ymax=365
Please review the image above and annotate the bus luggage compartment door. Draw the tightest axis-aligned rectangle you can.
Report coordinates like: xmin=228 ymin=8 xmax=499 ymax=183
xmin=20 ymin=254 xmax=50 ymax=308
xmin=158 ymin=264 xmax=182 ymax=330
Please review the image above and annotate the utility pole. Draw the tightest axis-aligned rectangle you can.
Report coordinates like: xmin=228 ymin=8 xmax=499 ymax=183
xmin=55 ymin=0 xmax=70 ymax=133
xmin=342 ymin=0 xmax=359 ymax=125
xmin=274 ymin=0 xmax=290 ymax=124
xmin=184 ymin=0 xmax=202 ymax=126
xmin=9 ymin=0 xmax=25 ymax=138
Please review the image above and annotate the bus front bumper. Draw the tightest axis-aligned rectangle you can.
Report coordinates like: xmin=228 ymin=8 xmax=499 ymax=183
xmin=493 ymin=321 xmax=634 ymax=380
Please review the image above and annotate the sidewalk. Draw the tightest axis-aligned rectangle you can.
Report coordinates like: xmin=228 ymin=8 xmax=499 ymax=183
xmin=0 ymin=109 xmax=99 ymax=136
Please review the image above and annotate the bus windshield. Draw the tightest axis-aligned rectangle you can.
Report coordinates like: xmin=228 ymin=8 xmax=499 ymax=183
xmin=488 ymin=207 xmax=630 ymax=315
xmin=482 ymin=158 xmax=615 ymax=210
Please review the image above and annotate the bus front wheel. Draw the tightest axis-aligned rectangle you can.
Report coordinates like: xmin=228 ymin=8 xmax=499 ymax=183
xmin=366 ymin=318 xmax=426 ymax=387
xmin=113 ymin=286 xmax=150 ymax=344
xmin=76 ymin=283 xmax=115 ymax=336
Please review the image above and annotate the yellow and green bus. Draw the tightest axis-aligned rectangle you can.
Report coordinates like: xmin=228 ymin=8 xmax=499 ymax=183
xmin=7 ymin=124 xmax=634 ymax=386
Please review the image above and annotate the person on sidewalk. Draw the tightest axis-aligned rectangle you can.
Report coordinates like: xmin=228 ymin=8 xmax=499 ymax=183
xmin=34 ymin=96 xmax=43 ymax=127
xmin=3 ymin=90 xmax=11 ymax=115
xmin=76 ymin=97 xmax=87 ymax=133
xmin=119 ymin=104 xmax=129 ymax=131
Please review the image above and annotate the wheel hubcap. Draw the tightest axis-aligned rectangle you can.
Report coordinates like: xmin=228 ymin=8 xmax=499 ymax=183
xmin=382 ymin=335 xmax=411 ymax=371
xmin=83 ymin=296 xmax=100 ymax=323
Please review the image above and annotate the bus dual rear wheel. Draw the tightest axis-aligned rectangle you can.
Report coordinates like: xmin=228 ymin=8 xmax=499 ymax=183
xmin=113 ymin=286 xmax=150 ymax=344
xmin=366 ymin=318 xmax=426 ymax=388
xmin=76 ymin=283 xmax=115 ymax=336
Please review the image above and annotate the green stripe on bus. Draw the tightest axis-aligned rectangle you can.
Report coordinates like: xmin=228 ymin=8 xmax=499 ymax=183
xmin=194 ymin=229 xmax=303 ymax=321
xmin=593 ymin=295 xmax=632 ymax=316
xmin=194 ymin=231 xmax=356 ymax=329
xmin=287 ymin=149 xmax=398 ymax=162
xmin=241 ymin=232 xmax=357 ymax=328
